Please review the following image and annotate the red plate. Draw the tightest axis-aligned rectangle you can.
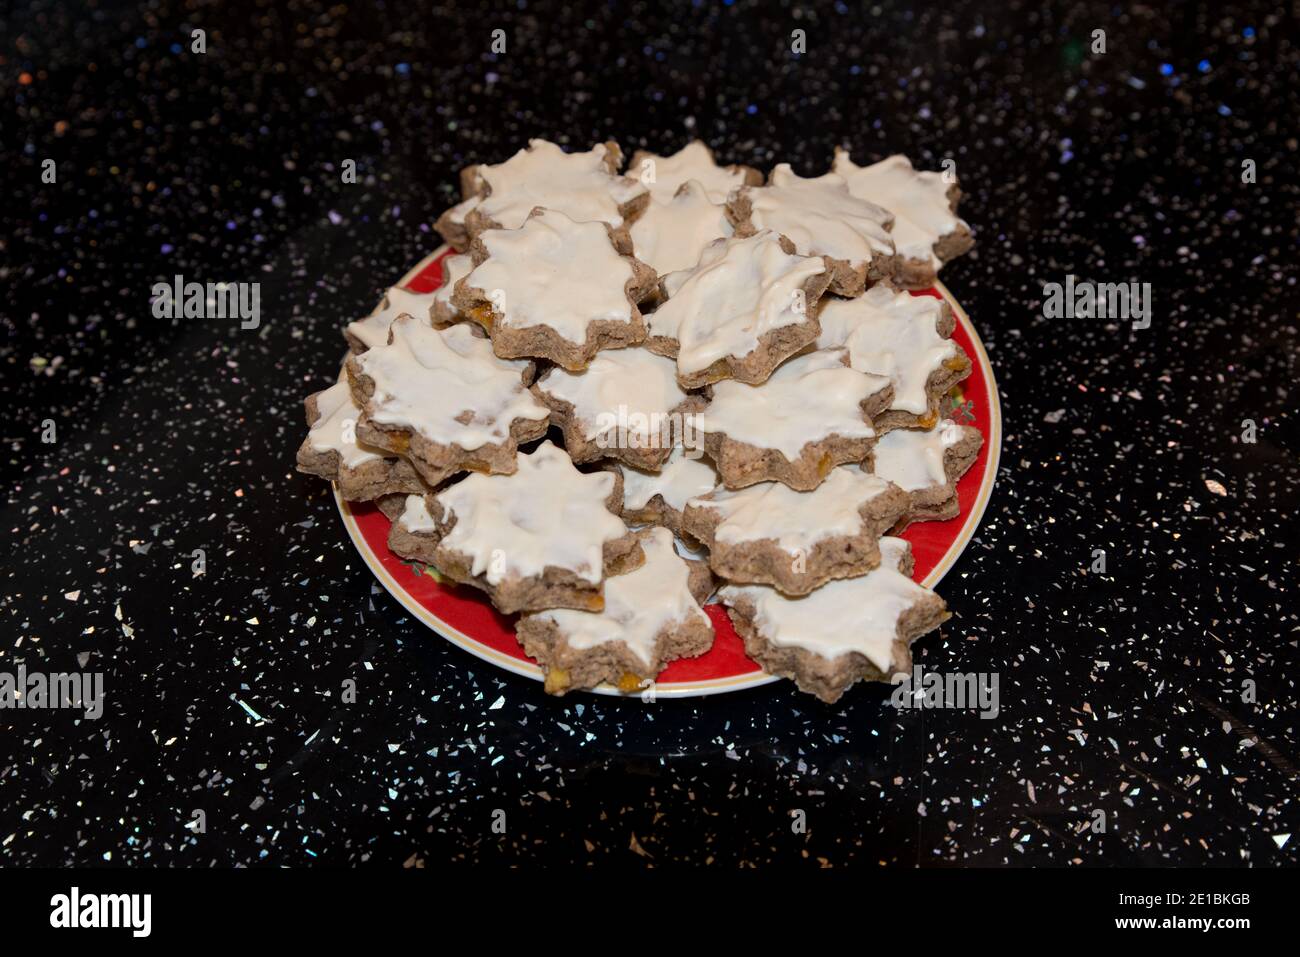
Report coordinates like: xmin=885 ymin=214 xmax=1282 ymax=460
xmin=334 ymin=248 xmax=1003 ymax=696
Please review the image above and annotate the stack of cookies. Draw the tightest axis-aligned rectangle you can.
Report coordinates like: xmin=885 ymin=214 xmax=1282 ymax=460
xmin=297 ymin=139 xmax=983 ymax=703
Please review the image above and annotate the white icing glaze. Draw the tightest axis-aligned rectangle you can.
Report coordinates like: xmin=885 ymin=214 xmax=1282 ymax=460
xmin=397 ymin=493 xmax=438 ymax=533
xmin=470 ymin=139 xmax=645 ymax=230
xmin=719 ymin=537 xmax=932 ymax=670
xmin=703 ymin=349 xmax=891 ymax=459
xmin=816 ymin=285 xmax=957 ymax=414
xmin=832 ymin=151 xmax=968 ymax=266
xmin=658 ymin=265 xmax=694 ymax=300
xmin=621 ymin=446 xmax=719 ymax=511
xmin=532 ymin=527 xmax=710 ymax=668
xmin=465 ymin=208 xmax=637 ymax=344
xmin=629 ymin=180 xmax=732 ymax=276
xmin=308 ymin=380 xmax=384 ymax=467
xmin=433 ymin=440 xmax=627 ymax=585
xmin=354 ymin=315 xmax=548 ymax=450
xmin=689 ymin=467 xmax=894 ymax=554
xmin=647 ymin=230 xmax=826 ymax=375
xmin=432 ymin=253 xmax=473 ymax=312
xmin=629 ymin=141 xmax=752 ymax=205
xmin=537 ymin=348 xmax=689 ymax=443
xmin=346 ymin=285 xmax=438 ymax=351
xmin=869 ymin=418 xmax=965 ymax=491
xmin=743 ymin=164 xmax=894 ymax=266
xmin=444 ymin=195 xmax=479 ymax=226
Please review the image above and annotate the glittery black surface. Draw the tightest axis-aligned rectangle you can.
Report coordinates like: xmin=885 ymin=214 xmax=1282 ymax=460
xmin=3 ymin=0 xmax=1297 ymax=867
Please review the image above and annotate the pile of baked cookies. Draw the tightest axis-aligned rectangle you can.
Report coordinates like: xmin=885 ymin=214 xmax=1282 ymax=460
xmin=297 ymin=139 xmax=983 ymax=703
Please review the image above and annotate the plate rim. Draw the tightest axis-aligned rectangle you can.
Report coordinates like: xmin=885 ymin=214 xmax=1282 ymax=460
xmin=333 ymin=247 xmax=1002 ymax=698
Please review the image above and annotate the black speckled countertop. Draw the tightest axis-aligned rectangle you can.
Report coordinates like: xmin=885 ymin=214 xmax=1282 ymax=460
xmin=2 ymin=0 xmax=1297 ymax=868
